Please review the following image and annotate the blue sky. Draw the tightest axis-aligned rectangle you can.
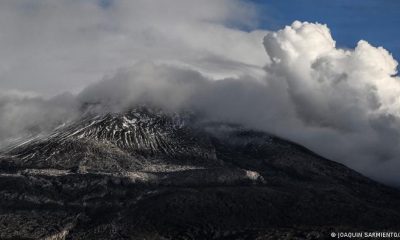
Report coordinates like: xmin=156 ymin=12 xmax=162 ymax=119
xmin=251 ymin=0 xmax=400 ymax=62
xmin=96 ymin=0 xmax=399 ymax=62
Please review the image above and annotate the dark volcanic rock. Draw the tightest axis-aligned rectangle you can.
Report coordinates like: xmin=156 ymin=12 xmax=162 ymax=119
xmin=0 ymin=106 xmax=399 ymax=239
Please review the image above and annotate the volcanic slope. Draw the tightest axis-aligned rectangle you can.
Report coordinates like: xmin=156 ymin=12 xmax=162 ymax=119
xmin=1 ymin=106 xmax=399 ymax=239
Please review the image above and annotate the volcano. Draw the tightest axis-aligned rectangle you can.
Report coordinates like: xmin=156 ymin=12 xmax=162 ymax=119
xmin=1 ymin=106 xmax=399 ymax=239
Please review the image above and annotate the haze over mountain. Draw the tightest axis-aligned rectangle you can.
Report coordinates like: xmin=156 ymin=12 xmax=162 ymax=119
xmin=1 ymin=1 xmax=399 ymax=186
xmin=2 ymin=22 xmax=400 ymax=186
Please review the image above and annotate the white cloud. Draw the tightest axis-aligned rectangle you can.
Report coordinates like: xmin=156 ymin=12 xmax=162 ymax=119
xmin=262 ymin=21 xmax=400 ymax=185
xmin=78 ymin=21 xmax=400 ymax=186
xmin=1 ymin=0 xmax=400 ymax=186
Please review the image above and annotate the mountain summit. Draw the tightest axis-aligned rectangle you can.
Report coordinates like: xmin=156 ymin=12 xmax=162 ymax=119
xmin=1 ymin=106 xmax=400 ymax=239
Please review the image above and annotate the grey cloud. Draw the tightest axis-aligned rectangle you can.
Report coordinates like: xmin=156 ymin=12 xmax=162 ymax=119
xmin=0 ymin=0 xmax=267 ymax=95
xmin=72 ymin=21 xmax=400 ymax=186
xmin=0 ymin=90 xmax=79 ymax=146
xmin=0 ymin=1 xmax=400 ymax=187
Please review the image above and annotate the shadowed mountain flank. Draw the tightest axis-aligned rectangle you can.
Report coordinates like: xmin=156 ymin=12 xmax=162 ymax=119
xmin=1 ymin=106 xmax=399 ymax=239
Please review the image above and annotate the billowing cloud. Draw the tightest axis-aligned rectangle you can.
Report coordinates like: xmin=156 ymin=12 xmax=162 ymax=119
xmin=0 ymin=1 xmax=400 ymax=187
xmin=262 ymin=21 xmax=400 ymax=185
xmin=76 ymin=21 xmax=400 ymax=186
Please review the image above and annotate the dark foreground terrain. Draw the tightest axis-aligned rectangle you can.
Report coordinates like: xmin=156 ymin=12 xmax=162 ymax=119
xmin=1 ymin=107 xmax=399 ymax=239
